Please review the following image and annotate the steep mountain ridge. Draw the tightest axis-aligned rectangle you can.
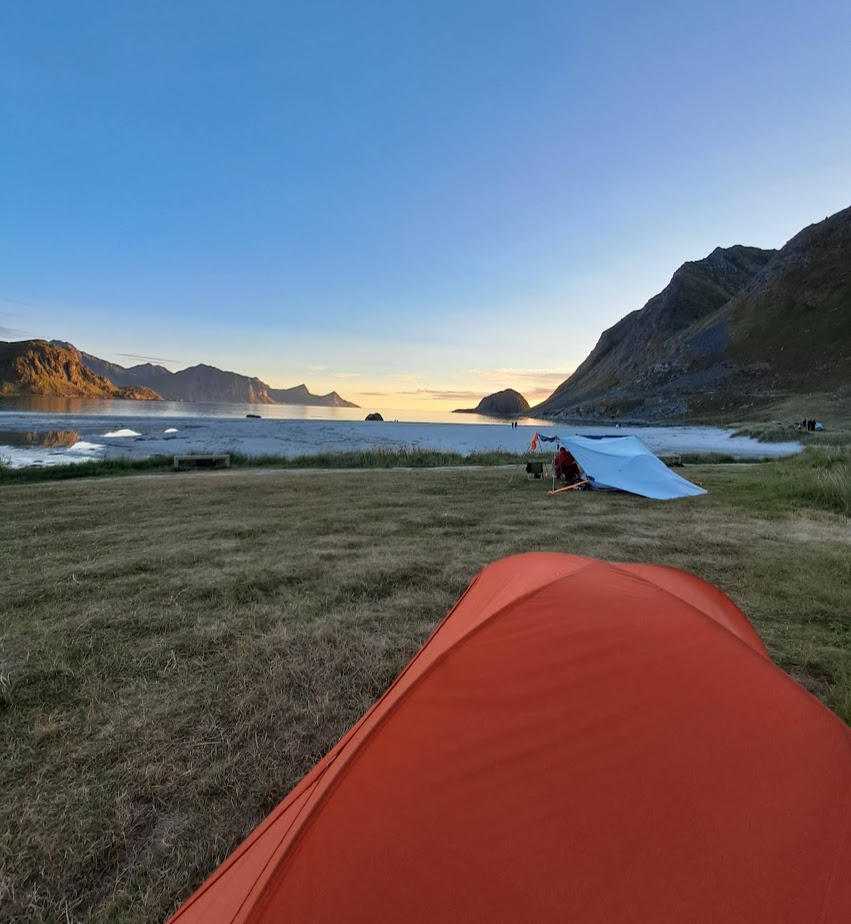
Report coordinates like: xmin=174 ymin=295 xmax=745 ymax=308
xmin=536 ymin=245 xmax=775 ymax=417
xmin=535 ymin=205 xmax=851 ymax=420
xmin=723 ymin=207 xmax=850 ymax=391
xmin=0 ymin=340 xmax=162 ymax=399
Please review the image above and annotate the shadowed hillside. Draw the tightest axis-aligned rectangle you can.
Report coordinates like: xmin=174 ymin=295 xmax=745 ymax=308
xmin=535 ymin=206 xmax=851 ymax=421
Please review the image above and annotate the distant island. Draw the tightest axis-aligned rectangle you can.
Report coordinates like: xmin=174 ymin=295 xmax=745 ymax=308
xmin=453 ymin=388 xmax=530 ymax=417
xmin=0 ymin=338 xmax=359 ymax=407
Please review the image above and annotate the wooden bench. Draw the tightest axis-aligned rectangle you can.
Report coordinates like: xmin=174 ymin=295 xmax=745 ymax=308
xmin=173 ymin=454 xmax=231 ymax=471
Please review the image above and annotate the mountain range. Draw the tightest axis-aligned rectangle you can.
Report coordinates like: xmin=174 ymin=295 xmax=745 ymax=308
xmin=36 ymin=341 xmax=358 ymax=407
xmin=533 ymin=205 xmax=851 ymax=420
xmin=2 ymin=205 xmax=848 ymax=419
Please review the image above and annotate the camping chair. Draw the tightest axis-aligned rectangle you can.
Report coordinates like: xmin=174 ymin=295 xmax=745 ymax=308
xmin=526 ymin=460 xmax=545 ymax=480
xmin=509 ymin=458 xmax=551 ymax=486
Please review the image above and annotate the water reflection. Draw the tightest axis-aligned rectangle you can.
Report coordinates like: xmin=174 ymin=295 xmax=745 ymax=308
xmin=0 ymin=430 xmax=80 ymax=448
xmin=0 ymin=395 xmax=524 ymax=426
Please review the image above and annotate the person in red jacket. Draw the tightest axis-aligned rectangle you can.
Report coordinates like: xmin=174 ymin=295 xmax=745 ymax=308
xmin=554 ymin=445 xmax=581 ymax=483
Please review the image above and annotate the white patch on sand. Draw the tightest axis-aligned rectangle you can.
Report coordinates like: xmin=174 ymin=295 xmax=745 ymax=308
xmin=0 ymin=440 xmax=105 ymax=468
xmin=103 ymin=429 xmax=142 ymax=437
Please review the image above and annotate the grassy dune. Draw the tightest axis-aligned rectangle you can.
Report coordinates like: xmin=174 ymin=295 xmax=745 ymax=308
xmin=1 ymin=461 xmax=849 ymax=922
xmin=733 ymin=421 xmax=851 ymax=448
xmin=0 ymin=448 xmax=531 ymax=486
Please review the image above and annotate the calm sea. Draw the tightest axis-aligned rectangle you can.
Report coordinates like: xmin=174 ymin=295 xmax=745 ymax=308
xmin=0 ymin=397 xmax=801 ymax=468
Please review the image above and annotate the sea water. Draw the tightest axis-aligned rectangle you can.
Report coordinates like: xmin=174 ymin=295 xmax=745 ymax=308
xmin=0 ymin=398 xmax=802 ymax=468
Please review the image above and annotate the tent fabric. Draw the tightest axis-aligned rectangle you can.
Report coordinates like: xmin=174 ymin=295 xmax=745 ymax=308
xmin=168 ymin=553 xmax=851 ymax=924
xmin=562 ymin=434 xmax=706 ymax=499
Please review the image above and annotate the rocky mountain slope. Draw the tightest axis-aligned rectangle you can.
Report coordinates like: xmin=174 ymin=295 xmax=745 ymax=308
xmin=51 ymin=343 xmax=359 ymax=407
xmin=535 ymin=205 xmax=851 ymax=420
xmin=0 ymin=340 xmax=162 ymax=399
xmin=454 ymin=388 xmax=530 ymax=416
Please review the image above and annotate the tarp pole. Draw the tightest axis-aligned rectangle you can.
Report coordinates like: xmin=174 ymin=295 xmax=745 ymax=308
xmin=548 ymin=480 xmax=589 ymax=496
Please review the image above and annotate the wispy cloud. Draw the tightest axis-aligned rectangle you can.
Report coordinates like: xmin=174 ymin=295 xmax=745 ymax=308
xmin=0 ymin=314 xmax=30 ymax=340
xmin=0 ymin=296 xmax=35 ymax=309
xmin=472 ymin=367 xmax=573 ymax=387
xmin=0 ymin=326 xmax=31 ymax=339
xmin=359 ymin=388 xmax=484 ymax=401
xmin=117 ymin=352 xmax=182 ymax=365
xmin=330 ymin=371 xmax=422 ymax=382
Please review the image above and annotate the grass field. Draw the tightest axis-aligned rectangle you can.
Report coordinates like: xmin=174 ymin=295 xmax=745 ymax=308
xmin=1 ymin=459 xmax=850 ymax=922
xmin=0 ymin=448 xmax=531 ymax=486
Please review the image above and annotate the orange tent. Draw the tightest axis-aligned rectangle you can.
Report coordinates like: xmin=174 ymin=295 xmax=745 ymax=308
xmin=169 ymin=553 xmax=851 ymax=923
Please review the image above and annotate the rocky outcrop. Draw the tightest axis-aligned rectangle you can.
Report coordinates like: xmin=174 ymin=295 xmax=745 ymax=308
xmin=0 ymin=340 xmax=162 ymax=399
xmin=365 ymin=412 xmax=384 ymax=421
xmin=453 ymin=389 xmax=530 ymax=416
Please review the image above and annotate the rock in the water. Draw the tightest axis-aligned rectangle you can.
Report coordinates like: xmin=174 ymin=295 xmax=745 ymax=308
xmin=453 ymin=389 xmax=530 ymax=417
xmin=365 ymin=412 xmax=384 ymax=421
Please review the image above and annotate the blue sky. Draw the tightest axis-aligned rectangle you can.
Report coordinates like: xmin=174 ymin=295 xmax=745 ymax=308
xmin=2 ymin=1 xmax=850 ymax=408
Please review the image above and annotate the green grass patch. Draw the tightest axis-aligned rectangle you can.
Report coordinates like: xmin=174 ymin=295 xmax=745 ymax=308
xmin=726 ymin=448 xmax=851 ymax=516
xmin=732 ymin=420 xmax=851 ymax=448
xmin=0 ymin=454 xmax=174 ymax=484
xmin=679 ymin=451 xmax=745 ymax=465
xmin=0 ymin=448 xmax=536 ymax=485
xmin=228 ymin=447 xmax=529 ymax=469
xmin=1 ymin=463 xmax=849 ymax=921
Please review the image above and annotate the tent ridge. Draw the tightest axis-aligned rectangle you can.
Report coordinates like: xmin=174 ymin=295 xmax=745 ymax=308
xmin=609 ymin=562 xmax=768 ymax=656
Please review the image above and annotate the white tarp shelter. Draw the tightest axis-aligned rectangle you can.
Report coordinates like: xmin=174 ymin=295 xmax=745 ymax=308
xmin=562 ymin=435 xmax=707 ymax=501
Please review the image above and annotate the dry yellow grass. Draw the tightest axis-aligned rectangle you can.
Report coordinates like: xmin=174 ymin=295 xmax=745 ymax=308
xmin=1 ymin=465 xmax=849 ymax=922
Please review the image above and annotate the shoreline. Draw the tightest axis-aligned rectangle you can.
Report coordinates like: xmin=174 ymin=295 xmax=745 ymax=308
xmin=0 ymin=415 xmax=803 ymax=471
xmin=0 ymin=447 xmax=783 ymax=486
